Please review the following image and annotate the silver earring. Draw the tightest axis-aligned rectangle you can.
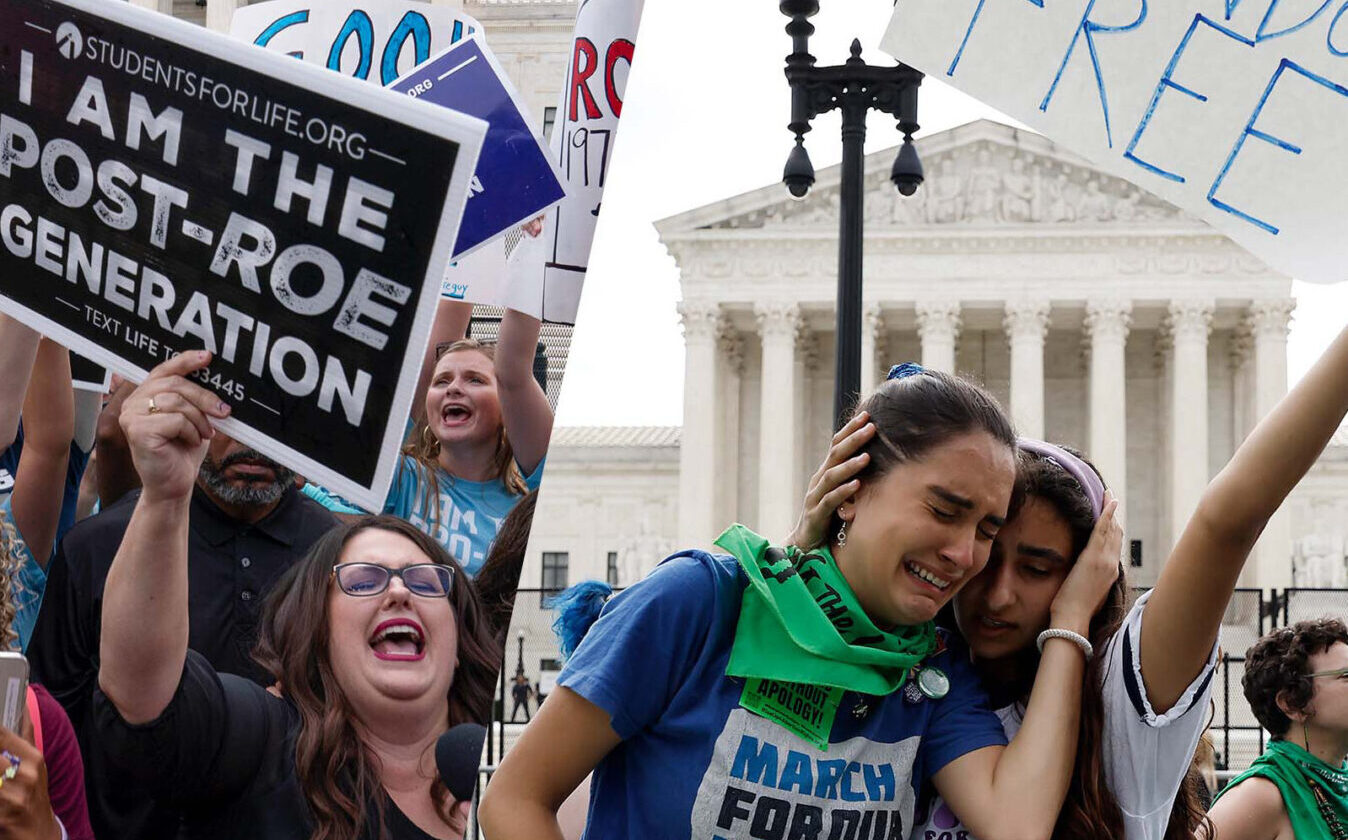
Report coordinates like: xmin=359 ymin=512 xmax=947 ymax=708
xmin=837 ymin=520 xmax=848 ymax=547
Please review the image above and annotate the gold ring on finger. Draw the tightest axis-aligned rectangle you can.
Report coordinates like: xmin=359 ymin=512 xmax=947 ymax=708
xmin=148 ymin=396 xmax=160 ymax=415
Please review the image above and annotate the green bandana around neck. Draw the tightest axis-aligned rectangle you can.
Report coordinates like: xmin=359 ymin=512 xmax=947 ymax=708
xmin=717 ymin=523 xmax=938 ymax=694
xmin=1218 ymin=739 xmax=1348 ymax=839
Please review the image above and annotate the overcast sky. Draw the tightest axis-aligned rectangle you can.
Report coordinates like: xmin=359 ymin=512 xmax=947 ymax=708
xmin=552 ymin=0 xmax=1348 ymax=427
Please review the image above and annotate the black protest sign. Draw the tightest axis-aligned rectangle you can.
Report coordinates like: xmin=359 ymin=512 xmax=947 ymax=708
xmin=0 ymin=0 xmax=485 ymax=508
xmin=69 ymin=351 xmax=109 ymax=392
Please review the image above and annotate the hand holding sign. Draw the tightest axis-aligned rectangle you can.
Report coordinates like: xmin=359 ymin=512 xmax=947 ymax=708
xmin=0 ymin=724 xmax=60 ymax=840
xmin=118 ymin=351 xmax=230 ymax=505
xmin=0 ymin=0 xmax=485 ymax=510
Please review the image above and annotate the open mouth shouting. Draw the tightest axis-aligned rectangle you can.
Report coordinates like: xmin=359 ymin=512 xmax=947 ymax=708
xmin=904 ymin=560 xmax=954 ymax=593
xmin=369 ymin=619 xmax=426 ymax=662
xmin=439 ymin=402 xmax=473 ymax=429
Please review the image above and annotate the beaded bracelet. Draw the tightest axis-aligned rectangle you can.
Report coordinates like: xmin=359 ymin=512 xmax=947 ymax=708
xmin=1036 ymin=628 xmax=1094 ymax=659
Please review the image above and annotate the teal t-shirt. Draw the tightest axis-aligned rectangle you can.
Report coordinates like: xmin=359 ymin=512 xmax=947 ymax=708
xmin=383 ymin=455 xmax=543 ymax=576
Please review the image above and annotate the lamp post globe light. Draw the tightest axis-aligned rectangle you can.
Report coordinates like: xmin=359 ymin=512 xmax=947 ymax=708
xmin=781 ymin=0 xmax=924 ymax=429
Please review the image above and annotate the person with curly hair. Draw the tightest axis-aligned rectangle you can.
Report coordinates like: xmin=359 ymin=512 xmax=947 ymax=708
xmin=0 ymin=318 xmax=94 ymax=840
xmin=1207 ymin=618 xmax=1348 ymax=840
xmin=0 ymin=318 xmax=75 ymax=648
xmin=0 ymin=516 xmax=95 ymax=840
xmin=93 ymin=351 xmax=502 ymax=840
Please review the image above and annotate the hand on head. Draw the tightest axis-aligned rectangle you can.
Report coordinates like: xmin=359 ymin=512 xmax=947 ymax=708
xmin=787 ymin=410 xmax=875 ymax=549
xmin=0 ymin=724 xmax=59 ymax=840
xmin=118 ymin=351 xmax=231 ymax=505
xmin=1049 ymin=492 xmax=1123 ymax=633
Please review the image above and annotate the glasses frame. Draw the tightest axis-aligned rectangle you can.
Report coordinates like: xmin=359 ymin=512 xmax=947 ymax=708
xmin=330 ymin=562 xmax=456 ymax=598
xmin=1308 ymin=666 xmax=1348 ymax=679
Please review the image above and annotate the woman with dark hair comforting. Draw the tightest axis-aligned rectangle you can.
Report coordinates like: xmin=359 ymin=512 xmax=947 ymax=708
xmin=93 ymin=352 xmax=501 ymax=840
xmin=789 ymin=322 xmax=1348 ymax=840
xmin=481 ymin=366 xmax=1121 ymax=840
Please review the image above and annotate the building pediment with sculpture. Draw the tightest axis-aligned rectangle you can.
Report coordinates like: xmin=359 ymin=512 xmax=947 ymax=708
xmin=692 ymin=122 xmax=1201 ymax=233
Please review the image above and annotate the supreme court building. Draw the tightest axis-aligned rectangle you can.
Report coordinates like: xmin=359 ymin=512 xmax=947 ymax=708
xmin=527 ymin=119 xmax=1348 ymax=598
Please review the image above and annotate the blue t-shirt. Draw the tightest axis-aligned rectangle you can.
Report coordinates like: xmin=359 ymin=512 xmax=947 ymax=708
xmin=382 ymin=455 xmax=543 ymax=576
xmin=559 ymin=551 xmax=1008 ymax=840
xmin=1 ymin=422 xmax=92 ymax=545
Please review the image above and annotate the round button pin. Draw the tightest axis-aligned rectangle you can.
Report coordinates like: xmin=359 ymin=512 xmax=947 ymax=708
xmin=917 ymin=666 xmax=950 ymax=700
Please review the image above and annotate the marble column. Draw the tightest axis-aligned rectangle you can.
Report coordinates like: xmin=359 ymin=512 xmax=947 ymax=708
xmin=205 ymin=0 xmax=242 ymax=31
xmin=1230 ymin=323 xmax=1253 ymax=447
xmin=1004 ymin=299 xmax=1051 ymax=438
xmin=756 ymin=303 xmax=802 ymax=539
xmin=1084 ymin=300 xmax=1131 ymax=508
xmin=717 ymin=324 xmax=744 ymax=533
xmin=1248 ymin=299 xmax=1296 ymax=590
xmin=794 ymin=331 xmax=817 ymax=511
xmin=861 ymin=304 xmax=886 ymax=395
xmin=916 ymin=300 xmax=961 ymax=374
xmin=1166 ymin=299 xmax=1214 ymax=548
xmin=676 ymin=302 xmax=721 ymax=549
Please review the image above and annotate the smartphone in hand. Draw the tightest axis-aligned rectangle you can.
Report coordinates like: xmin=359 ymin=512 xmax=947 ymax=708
xmin=0 ymin=652 xmax=29 ymax=731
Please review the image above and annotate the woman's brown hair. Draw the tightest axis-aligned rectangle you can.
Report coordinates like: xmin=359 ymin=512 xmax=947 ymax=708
xmin=406 ymin=340 xmax=529 ymax=535
xmin=254 ymin=515 xmax=502 ymax=840
xmin=832 ymin=368 xmax=1024 ymax=540
xmin=953 ymin=450 xmax=1210 ymax=840
xmin=474 ymin=489 xmax=537 ymax=645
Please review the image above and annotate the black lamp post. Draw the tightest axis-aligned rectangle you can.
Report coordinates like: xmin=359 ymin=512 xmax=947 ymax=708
xmin=782 ymin=0 xmax=924 ymax=429
xmin=515 ymin=630 xmax=525 ymax=678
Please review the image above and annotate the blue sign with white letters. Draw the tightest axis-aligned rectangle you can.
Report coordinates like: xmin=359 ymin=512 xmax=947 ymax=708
xmin=390 ymin=37 xmax=566 ymax=258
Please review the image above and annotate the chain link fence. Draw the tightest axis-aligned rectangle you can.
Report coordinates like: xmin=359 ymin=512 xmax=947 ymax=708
xmin=1208 ymin=589 xmax=1269 ymax=776
xmin=468 ymin=308 xmax=573 ymax=408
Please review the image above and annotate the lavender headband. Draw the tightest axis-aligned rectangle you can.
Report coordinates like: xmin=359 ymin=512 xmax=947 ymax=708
xmin=1017 ymin=438 xmax=1105 ymax=521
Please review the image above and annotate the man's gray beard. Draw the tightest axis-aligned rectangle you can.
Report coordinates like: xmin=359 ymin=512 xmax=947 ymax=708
xmin=198 ymin=451 xmax=296 ymax=508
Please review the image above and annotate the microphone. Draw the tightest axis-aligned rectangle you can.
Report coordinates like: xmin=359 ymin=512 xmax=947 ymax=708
xmin=436 ymin=723 xmax=486 ymax=803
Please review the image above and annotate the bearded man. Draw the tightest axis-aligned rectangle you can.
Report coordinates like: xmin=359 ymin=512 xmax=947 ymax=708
xmin=29 ymin=410 xmax=336 ymax=840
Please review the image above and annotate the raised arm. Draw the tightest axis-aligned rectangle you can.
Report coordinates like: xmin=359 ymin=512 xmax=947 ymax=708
xmin=479 ymin=687 xmax=619 ymax=840
xmin=411 ymin=299 xmax=473 ymax=426
xmin=935 ymin=500 xmax=1122 ymax=840
xmin=0 ymin=315 xmax=41 ymax=449
xmin=98 ymin=352 xmax=230 ymax=724
xmin=9 ymin=339 xmax=74 ymax=566
xmin=494 ymin=307 xmax=553 ymax=476
xmin=1142 ymin=322 xmax=1348 ymax=712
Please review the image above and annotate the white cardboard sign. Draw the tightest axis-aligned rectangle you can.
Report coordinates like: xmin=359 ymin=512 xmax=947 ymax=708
xmin=230 ymin=0 xmax=480 ymax=87
xmin=506 ymin=0 xmax=644 ymax=324
xmin=883 ymin=0 xmax=1348 ymax=283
